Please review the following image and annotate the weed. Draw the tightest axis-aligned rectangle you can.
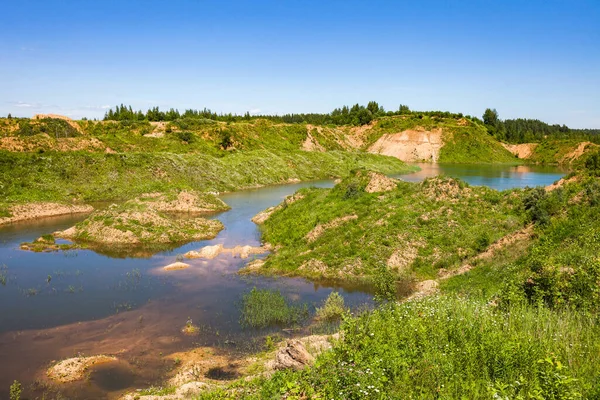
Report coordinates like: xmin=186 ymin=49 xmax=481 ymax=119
xmin=315 ymin=291 xmax=346 ymax=322
xmin=240 ymin=288 xmax=308 ymax=329
xmin=9 ymin=380 xmax=22 ymax=400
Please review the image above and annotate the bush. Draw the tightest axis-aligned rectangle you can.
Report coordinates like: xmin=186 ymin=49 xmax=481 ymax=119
xmin=315 ymin=291 xmax=346 ymax=322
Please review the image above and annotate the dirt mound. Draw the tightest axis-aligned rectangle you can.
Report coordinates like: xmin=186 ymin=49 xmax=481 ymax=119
xmin=421 ymin=177 xmax=472 ymax=203
xmin=47 ymin=355 xmax=116 ymax=383
xmin=368 ymin=128 xmax=443 ymax=162
xmin=305 ymin=215 xmax=358 ymax=243
xmin=54 ymin=205 xmax=223 ymax=246
xmin=501 ymin=143 xmax=538 ymax=159
xmin=184 ymin=244 xmax=267 ymax=259
xmin=33 ymin=114 xmax=83 ymax=133
xmin=365 ymin=171 xmax=398 ymax=193
xmin=0 ymin=203 xmax=93 ymax=226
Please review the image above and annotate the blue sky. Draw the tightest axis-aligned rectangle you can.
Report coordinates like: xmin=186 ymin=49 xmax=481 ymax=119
xmin=1 ymin=0 xmax=599 ymax=127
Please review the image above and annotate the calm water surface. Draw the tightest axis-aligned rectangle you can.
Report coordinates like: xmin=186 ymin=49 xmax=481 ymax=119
xmin=0 ymin=164 xmax=565 ymax=398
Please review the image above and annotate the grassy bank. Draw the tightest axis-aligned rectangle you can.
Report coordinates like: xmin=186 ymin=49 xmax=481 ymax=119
xmin=0 ymin=150 xmax=412 ymax=205
xmin=195 ymin=164 xmax=600 ymax=399
xmin=256 ymin=170 xmax=526 ymax=282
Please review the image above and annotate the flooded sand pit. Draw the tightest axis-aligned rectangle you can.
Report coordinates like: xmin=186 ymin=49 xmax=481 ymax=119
xmin=0 ymin=167 xmax=566 ymax=398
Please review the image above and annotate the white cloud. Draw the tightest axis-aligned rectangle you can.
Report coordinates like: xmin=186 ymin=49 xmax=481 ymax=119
xmin=248 ymin=108 xmax=262 ymax=115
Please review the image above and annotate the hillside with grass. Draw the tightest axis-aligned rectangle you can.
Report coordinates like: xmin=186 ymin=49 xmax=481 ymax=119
xmin=253 ymin=170 xmax=526 ymax=283
xmin=190 ymin=154 xmax=600 ymax=400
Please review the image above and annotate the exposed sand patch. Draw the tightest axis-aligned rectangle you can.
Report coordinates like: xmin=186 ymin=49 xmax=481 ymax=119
xmin=184 ymin=244 xmax=267 ymax=260
xmin=421 ymin=177 xmax=472 ymax=203
xmin=346 ymin=121 xmax=376 ymax=149
xmin=561 ymin=141 xmax=597 ymax=163
xmin=0 ymin=203 xmax=93 ymax=226
xmin=501 ymin=143 xmax=538 ymax=159
xmin=302 ymin=126 xmax=326 ymax=151
xmin=365 ymin=171 xmax=398 ymax=193
xmin=545 ymin=175 xmax=579 ymax=192
xmin=252 ymin=193 xmax=304 ymax=225
xmin=0 ymin=136 xmax=107 ymax=152
xmin=368 ymin=128 xmax=443 ymax=162
xmin=164 ymin=262 xmax=191 ymax=271
xmin=305 ymin=215 xmax=358 ymax=243
xmin=47 ymin=355 xmax=117 ymax=383
xmin=33 ymin=113 xmax=83 ymax=133
xmin=387 ymin=246 xmax=419 ymax=272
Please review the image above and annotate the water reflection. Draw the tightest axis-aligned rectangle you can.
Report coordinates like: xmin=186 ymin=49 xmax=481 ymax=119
xmin=396 ymin=163 xmax=566 ymax=190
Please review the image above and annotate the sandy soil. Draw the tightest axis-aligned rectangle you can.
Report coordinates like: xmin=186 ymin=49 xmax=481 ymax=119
xmin=184 ymin=244 xmax=267 ymax=260
xmin=252 ymin=193 xmax=304 ymax=225
xmin=0 ymin=203 xmax=93 ymax=226
xmin=305 ymin=215 xmax=358 ymax=243
xmin=135 ymin=191 xmax=229 ymax=213
xmin=561 ymin=141 xmax=597 ymax=163
xmin=501 ymin=143 xmax=538 ymax=159
xmin=33 ymin=114 xmax=83 ymax=134
xmin=545 ymin=175 xmax=579 ymax=192
xmin=163 ymin=262 xmax=191 ymax=271
xmin=365 ymin=171 xmax=398 ymax=193
xmin=48 ymin=355 xmax=117 ymax=383
xmin=368 ymin=128 xmax=443 ymax=162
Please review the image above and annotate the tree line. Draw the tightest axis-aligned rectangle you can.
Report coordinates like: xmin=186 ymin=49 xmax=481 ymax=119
xmin=103 ymin=102 xmax=468 ymax=126
xmin=483 ymin=108 xmax=600 ymax=144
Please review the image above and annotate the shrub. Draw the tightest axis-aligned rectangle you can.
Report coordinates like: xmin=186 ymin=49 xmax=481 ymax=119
xmin=315 ymin=291 xmax=346 ymax=322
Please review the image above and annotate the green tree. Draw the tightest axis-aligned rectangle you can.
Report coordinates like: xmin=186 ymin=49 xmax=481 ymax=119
xmin=483 ymin=108 xmax=499 ymax=126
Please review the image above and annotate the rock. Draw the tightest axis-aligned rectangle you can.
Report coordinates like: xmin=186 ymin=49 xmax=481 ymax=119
xmin=164 ymin=262 xmax=190 ymax=271
xmin=175 ymin=381 xmax=211 ymax=396
xmin=270 ymin=340 xmax=314 ymax=371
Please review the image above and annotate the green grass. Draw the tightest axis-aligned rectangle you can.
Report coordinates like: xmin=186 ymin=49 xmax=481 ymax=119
xmin=257 ymin=170 xmax=526 ymax=282
xmin=528 ymin=139 xmax=597 ymax=165
xmin=239 ymin=288 xmax=308 ymax=329
xmin=0 ymin=150 xmax=411 ymax=205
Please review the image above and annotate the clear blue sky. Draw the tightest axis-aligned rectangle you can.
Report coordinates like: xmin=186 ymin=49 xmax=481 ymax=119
xmin=1 ymin=0 xmax=599 ymax=127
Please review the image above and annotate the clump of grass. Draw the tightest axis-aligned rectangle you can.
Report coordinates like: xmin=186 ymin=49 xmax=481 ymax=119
xmin=315 ymin=291 xmax=346 ymax=322
xmin=182 ymin=317 xmax=199 ymax=335
xmin=139 ymin=386 xmax=176 ymax=396
xmin=240 ymin=288 xmax=308 ymax=329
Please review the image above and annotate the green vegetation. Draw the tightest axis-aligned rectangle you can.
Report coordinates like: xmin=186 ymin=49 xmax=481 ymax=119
xmin=315 ymin=291 xmax=347 ymax=322
xmin=257 ymin=170 xmax=525 ymax=282
xmin=9 ymin=380 xmax=21 ymax=400
xmin=0 ymin=150 xmax=410 ymax=205
xmin=229 ymin=297 xmax=599 ymax=399
xmin=483 ymin=108 xmax=600 ymax=144
xmin=239 ymin=288 xmax=308 ymax=328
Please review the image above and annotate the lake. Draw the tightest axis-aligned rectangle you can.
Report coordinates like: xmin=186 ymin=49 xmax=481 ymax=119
xmin=0 ymin=163 xmax=565 ymax=398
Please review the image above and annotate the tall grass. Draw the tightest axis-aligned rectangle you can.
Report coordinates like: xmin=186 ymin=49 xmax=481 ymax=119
xmin=247 ymin=296 xmax=600 ymax=399
xmin=239 ymin=288 xmax=308 ymax=329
